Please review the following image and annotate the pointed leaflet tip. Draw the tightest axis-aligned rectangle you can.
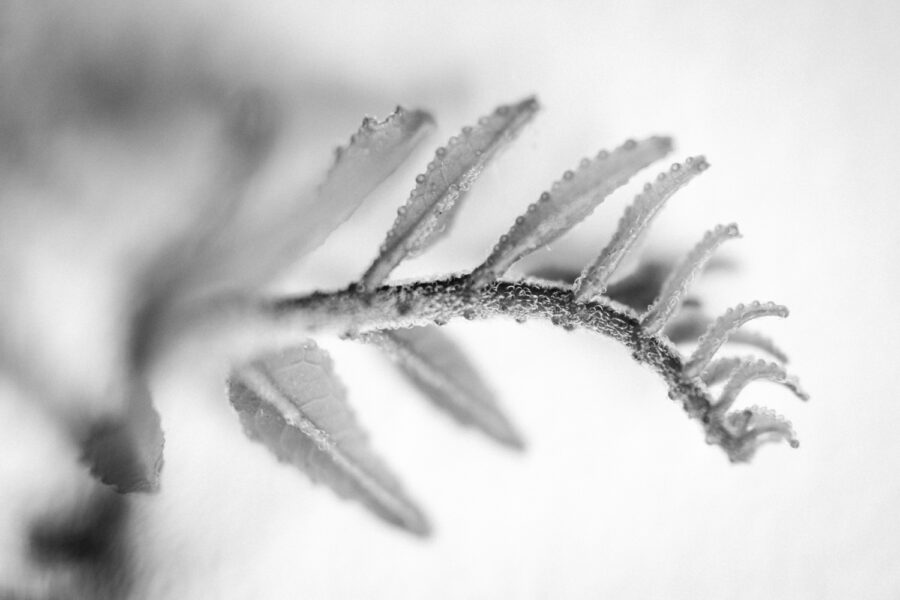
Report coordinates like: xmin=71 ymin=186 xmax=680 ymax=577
xmin=641 ymin=223 xmax=740 ymax=335
xmin=573 ymin=156 xmax=709 ymax=302
xmin=665 ymin=311 xmax=790 ymax=363
xmin=722 ymin=406 xmax=799 ymax=462
xmin=296 ymin=105 xmax=436 ymax=262
xmin=361 ymin=327 xmax=526 ymax=450
xmin=318 ymin=105 xmax=435 ymax=214
xmin=713 ymin=357 xmax=809 ymax=416
xmin=229 ymin=341 xmax=430 ymax=536
xmin=468 ymin=136 xmax=674 ymax=289
xmin=683 ymin=302 xmax=789 ymax=378
xmin=360 ymin=97 xmax=540 ymax=290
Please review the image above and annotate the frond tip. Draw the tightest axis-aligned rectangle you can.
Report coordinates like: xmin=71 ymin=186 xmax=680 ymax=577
xmin=710 ymin=406 xmax=800 ymax=463
xmin=665 ymin=310 xmax=790 ymax=363
xmin=683 ymin=301 xmax=789 ymax=378
xmin=713 ymin=357 xmax=809 ymax=415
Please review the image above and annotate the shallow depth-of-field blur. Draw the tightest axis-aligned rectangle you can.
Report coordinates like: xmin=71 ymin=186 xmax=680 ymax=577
xmin=1 ymin=1 xmax=899 ymax=598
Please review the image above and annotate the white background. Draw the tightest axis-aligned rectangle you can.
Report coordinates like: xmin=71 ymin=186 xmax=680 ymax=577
xmin=2 ymin=0 xmax=900 ymax=598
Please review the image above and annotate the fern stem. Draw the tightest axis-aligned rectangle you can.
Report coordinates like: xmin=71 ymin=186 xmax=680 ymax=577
xmin=267 ymin=274 xmax=718 ymax=426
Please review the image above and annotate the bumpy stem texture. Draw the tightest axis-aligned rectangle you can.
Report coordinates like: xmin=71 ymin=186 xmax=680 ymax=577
xmin=265 ymin=274 xmax=763 ymax=459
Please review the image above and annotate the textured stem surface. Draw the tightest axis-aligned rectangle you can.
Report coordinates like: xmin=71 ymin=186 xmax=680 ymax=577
xmin=264 ymin=275 xmax=801 ymax=461
xmin=268 ymin=275 xmax=715 ymax=423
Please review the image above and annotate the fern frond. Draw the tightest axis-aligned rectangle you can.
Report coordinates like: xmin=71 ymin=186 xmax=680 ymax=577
xmin=361 ymin=328 xmax=524 ymax=449
xmin=683 ymin=302 xmax=789 ymax=378
xmin=468 ymin=136 xmax=673 ymax=289
xmin=717 ymin=406 xmax=800 ymax=462
xmin=665 ymin=311 xmax=790 ymax=363
xmin=361 ymin=97 xmax=539 ymax=289
xmin=229 ymin=342 xmax=430 ymax=536
xmin=573 ymin=156 xmax=708 ymax=301
xmin=641 ymin=223 xmax=740 ymax=335
xmin=204 ymin=98 xmax=809 ymax=530
xmin=713 ymin=358 xmax=809 ymax=415
xmin=269 ymin=274 xmax=806 ymax=464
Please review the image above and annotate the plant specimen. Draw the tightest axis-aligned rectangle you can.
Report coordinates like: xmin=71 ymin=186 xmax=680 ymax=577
xmin=1 ymin=32 xmax=811 ymax=591
xmin=0 ymin=5 xmax=816 ymax=599
xmin=69 ymin=95 xmax=808 ymax=539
